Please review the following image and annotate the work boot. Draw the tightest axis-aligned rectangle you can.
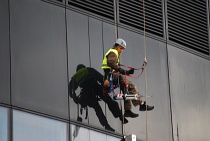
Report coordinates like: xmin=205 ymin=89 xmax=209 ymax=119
xmin=119 ymin=116 xmax=129 ymax=124
xmin=105 ymin=124 xmax=115 ymax=132
xmin=124 ymin=110 xmax=139 ymax=118
xmin=139 ymin=102 xmax=154 ymax=111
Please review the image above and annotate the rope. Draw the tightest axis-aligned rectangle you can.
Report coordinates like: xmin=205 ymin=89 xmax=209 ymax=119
xmin=114 ymin=0 xmax=118 ymax=39
xmin=142 ymin=0 xmax=149 ymax=141
xmin=114 ymin=1 xmax=127 ymax=140
xmin=114 ymin=1 xmax=126 ymax=140
xmin=119 ymin=64 xmax=145 ymax=79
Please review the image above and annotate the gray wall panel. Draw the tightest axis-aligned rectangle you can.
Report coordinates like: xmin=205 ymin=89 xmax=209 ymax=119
xmin=103 ymin=23 xmax=122 ymax=134
xmin=0 ymin=0 xmax=10 ymax=104
xmin=67 ymin=11 xmax=120 ymax=132
xmin=119 ymin=28 xmax=173 ymax=141
xmin=67 ymin=10 xmax=89 ymax=124
xmin=10 ymin=0 xmax=68 ymax=119
xmin=168 ymin=45 xmax=210 ymax=141
xmin=88 ymin=18 xmax=107 ymax=129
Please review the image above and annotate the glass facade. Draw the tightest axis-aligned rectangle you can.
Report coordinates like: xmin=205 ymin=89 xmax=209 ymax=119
xmin=0 ymin=106 xmax=121 ymax=141
xmin=70 ymin=124 xmax=121 ymax=141
xmin=13 ymin=110 xmax=68 ymax=141
xmin=0 ymin=107 xmax=9 ymax=141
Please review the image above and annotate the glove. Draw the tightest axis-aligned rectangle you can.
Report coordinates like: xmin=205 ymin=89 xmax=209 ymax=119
xmin=127 ymin=68 xmax=134 ymax=74
xmin=118 ymin=67 xmax=127 ymax=75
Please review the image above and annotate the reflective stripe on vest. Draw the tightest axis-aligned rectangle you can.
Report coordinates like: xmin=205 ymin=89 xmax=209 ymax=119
xmin=102 ymin=49 xmax=120 ymax=69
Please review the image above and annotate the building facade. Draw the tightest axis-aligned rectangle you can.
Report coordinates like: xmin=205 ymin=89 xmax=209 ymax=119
xmin=0 ymin=0 xmax=210 ymax=141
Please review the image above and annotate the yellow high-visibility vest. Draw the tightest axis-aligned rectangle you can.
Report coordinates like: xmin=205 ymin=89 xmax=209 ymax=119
xmin=101 ymin=49 xmax=120 ymax=69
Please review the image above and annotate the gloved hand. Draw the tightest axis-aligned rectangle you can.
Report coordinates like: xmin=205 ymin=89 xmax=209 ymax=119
xmin=118 ymin=67 xmax=127 ymax=74
xmin=127 ymin=68 xmax=134 ymax=74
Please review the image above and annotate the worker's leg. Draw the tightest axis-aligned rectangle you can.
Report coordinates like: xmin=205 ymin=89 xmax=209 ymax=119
xmin=126 ymin=79 xmax=143 ymax=106
xmin=127 ymin=79 xmax=154 ymax=111
xmin=112 ymin=75 xmax=139 ymax=118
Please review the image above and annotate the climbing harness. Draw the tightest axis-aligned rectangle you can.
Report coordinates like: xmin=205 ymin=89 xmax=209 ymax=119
xmin=107 ymin=65 xmax=145 ymax=101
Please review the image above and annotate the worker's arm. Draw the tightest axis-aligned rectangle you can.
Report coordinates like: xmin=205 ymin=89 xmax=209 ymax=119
xmin=107 ymin=52 xmax=134 ymax=75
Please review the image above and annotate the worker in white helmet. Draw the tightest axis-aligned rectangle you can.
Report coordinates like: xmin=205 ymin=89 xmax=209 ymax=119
xmin=102 ymin=38 xmax=154 ymax=118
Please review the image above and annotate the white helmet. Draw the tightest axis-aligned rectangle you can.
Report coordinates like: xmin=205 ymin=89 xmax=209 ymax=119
xmin=115 ymin=38 xmax=126 ymax=49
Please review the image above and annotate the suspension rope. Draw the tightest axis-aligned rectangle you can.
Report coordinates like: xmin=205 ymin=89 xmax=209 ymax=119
xmin=114 ymin=0 xmax=126 ymax=140
xmin=142 ymin=0 xmax=149 ymax=141
xmin=114 ymin=0 xmax=118 ymax=39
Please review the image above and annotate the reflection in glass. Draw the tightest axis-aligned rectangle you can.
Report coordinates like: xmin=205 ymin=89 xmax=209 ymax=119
xmin=69 ymin=64 xmax=124 ymax=132
xmin=13 ymin=110 xmax=68 ymax=141
xmin=106 ymin=135 xmax=121 ymax=141
xmin=0 ymin=106 xmax=8 ymax=141
xmin=71 ymin=124 xmax=121 ymax=141
xmin=71 ymin=124 xmax=89 ymax=141
xmin=89 ymin=130 xmax=106 ymax=141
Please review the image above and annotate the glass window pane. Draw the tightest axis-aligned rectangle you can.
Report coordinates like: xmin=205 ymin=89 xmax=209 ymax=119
xmin=13 ymin=110 xmax=68 ymax=141
xmin=106 ymin=135 xmax=121 ymax=141
xmin=70 ymin=124 xmax=89 ymax=141
xmin=0 ymin=106 xmax=9 ymax=141
xmin=89 ymin=130 xmax=106 ymax=141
